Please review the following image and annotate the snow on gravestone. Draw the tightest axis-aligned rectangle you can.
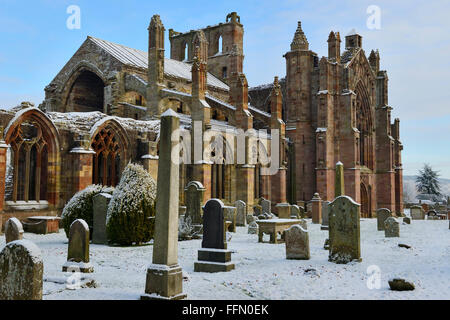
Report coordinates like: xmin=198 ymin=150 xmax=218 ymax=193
xmin=285 ymin=225 xmax=310 ymax=260
xmin=0 ymin=240 xmax=43 ymax=300
xmin=5 ymin=217 xmax=24 ymax=244
xmin=184 ymin=181 xmax=205 ymax=226
xmin=384 ymin=217 xmax=400 ymax=238
xmin=92 ymin=192 xmax=112 ymax=245
xmin=62 ymin=219 xmax=94 ymax=273
xmin=328 ymin=196 xmax=362 ymax=264
xmin=235 ymin=200 xmax=247 ymax=226
xmin=377 ymin=208 xmax=392 ymax=231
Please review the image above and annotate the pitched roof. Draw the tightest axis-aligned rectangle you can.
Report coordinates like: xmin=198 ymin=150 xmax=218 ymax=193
xmin=88 ymin=36 xmax=229 ymax=91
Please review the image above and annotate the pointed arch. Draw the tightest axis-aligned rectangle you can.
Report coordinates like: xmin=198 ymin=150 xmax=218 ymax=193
xmin=4 ymin=108 xmax=60 ymax=207
xmin=355 ymin=80 xmax=374 ymax=170
xmin=90 ymin=118 xmax=129 ymax=186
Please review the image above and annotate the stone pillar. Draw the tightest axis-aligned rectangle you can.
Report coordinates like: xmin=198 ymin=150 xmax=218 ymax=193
xmin=236 ymin=165 xmax=254 ymax=213
xmin=335 ymin=161 xmax=345 ymax=197
xmin=311 ymin=193 xmax=322 ymax=224
xmin=70 ymin=138 xmax=95 ymax=193
xmin=142 ymin=109 xmax=186 ymax=300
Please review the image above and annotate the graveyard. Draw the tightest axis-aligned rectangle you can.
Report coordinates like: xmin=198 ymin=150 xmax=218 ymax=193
xmin=0 ymin=215 xmax=448 ymax=300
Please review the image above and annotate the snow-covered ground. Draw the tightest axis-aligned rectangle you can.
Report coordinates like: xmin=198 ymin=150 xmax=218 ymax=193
xmin=1 ymin=217 xmax=449 ymax=300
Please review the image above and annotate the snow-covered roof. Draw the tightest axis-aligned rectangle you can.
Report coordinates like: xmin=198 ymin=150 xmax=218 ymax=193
xmin=88 ymin=36 xmax=229 ymax=91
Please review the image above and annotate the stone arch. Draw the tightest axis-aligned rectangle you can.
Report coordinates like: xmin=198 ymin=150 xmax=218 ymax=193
xmin=61 ymin=62 xmax=107 ymax=113
xmin=4 ymin=108 xmax=60 ymax=207
xmin=360 ymin=182 xmax=371 ymax=218
xmin=90 ymin=118 xmax=129 ymax=186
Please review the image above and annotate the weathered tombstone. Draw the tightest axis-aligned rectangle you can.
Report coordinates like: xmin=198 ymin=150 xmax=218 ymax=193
xmin=377 ymin=208 xmax=392 ymax=231
xmin=335 ymin=161 xmax=345 ymax=196
xmin=329 ymin=196 xmax=361 ymax=264
xmin=141 ymin=108 xmax=186 ymax=300
xmin=248 ymin=221 xmax=259 ymax=234
xmin=253 ymin=204 xmax=262 ymax=216
xmin=285 ymin=225 xmax=310 ymax=260
xmin=194 ymin=199 xmax=235 ymax=272
xmin=276 ymin=203 xmax=291 ymax=219
xmin=184 ymin=181 xmax=205 ymax=226
xmin=0 ymin=240 xmax=43 ymax=300
xmin=62 ymin=219 xmax=93 ymax=273
xmin=403 ymin=217 xmax=411 ymax=224
xmin=235 ymin=200 xmax=247 ymax=227
xmin=410 ymin=205 xmax=425 ymax=220
xmin=311 ymin=193 xmax=322 ymax=224
xmin=260 ymin=198 xmax=271 ymax=214
xmin=5 ymin=217 xmax=24 ymax=244
xmin=384 ymin=217 xmax=400 ymax=238
xmin=321 ymin=201 xmax=331 ymax=230
xmin=223 ymin=206 xmax=237 ymax=232
xmin=291 ymin=205 xmax=301 ymax=219
xmin=92 ymin=193 xmax=112 ymax=245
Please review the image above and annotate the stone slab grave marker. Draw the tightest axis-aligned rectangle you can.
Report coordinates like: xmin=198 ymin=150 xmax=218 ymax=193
xmin=185 ymin=181 xmax=205 ymax=226
xmin=410 ymin=205 xmax=425 ymax=220
xmin=194 ymin=199 xmax=235 ymax=273
xmin=260 ymin=198 xmax=271 ymax=215
xmin=141 ymin=107 xmax=186 ymax=300
xmin=92 ymin=192 xmax=112 ymax=245
xmin=285 ymin=225 xmax=310 ymax=260
xmin=384 ymin=217 xmax=400 ymax=238
xmin=235 ymin=200 xmax=247 ymax=226
xmin=5 ymin=217 xmax=24 ymax=244
xmin=276 ymin=203 xmax=291 ymax=219
xmin=62 ymin=219 xmax=93 ymax=273
xmin=321 ymin=201 xmax=331 ymax=230
xmin=223 ymin=206 xmax=237 ymax=232
xmin=403 ymin=217 xmax=411 ymax=224
xmin=0 ymin=239 xmax=43 ymax=300
xmin=248 ymin=221 xmax=258 ymax=234
xmin=377 ymin=208 xmax=392 ymax=231
xmin=329 ymin=195 xmax=361 ymax=264
xmin=291 ymin=205 xmax=301 ymax=219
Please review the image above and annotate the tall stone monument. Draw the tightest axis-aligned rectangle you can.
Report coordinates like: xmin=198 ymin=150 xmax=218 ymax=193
xmin=329 ymin=195 xmax=361 ymax=264
xmin=141 ymin=108 xmax=186 ymax=300
xmin=335 ymin=161 xmax=345 ymax=197
xmin=194 ymin=199 xmax=235 ymax=273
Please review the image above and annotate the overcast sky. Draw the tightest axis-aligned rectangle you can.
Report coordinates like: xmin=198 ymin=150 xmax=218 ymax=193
xmin=1 ymin=0 xmax=449 ymax=178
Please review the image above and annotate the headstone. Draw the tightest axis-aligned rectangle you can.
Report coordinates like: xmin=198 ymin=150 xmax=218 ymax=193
xmin=253 ymin=204 xmax=262 ymax=216
xmin=248 ymin=221 xmax=259 ymax=234
xmin=403 ymin=217 xmax=411 ymax=224
xmin=223 ymin=206 xmax=237 ymax=232
xmin=92 ymin=193 xmax=112 ymax=245
xmin=247 ymin=214 xmax=256 ymax=224
xmin=285 ymin=225 xmax=310 ymax=260
xmin=376 ymin=208 xmax=392 ymax=231
xmin=276 ymin=203 xmax=291 ymax=219
xmin=384 ymin=217 xmax=400 ymax=238
xmin=329 ymin=196 xmax=361 ymax=264
xmin=290 ymin=205 xmax=301 ymax=219
xmin=299 ymin=219 xmax=308 ymax=230
xmin=335 ymin=161 xmax=345 ymax=196
xmin=311 ymin=193 xmax=322 ymax=224
xmin=184 ymin=181 xmax=205 ymax=225
xmin=62 ymin=219 xmax=93 ymax=273
xmin=0 ymin=240 xmax=43 ymax=300
xmin=321 ymin=201 xmax=331 ymax=230
xmin=235 ymin=200 xmax=247 ymax=226
xmin=5 ymin=217 xmax=24 ymax=244
xmin=260 ymin=198 xmax=271 ymax=214
xmin=194 ymin=199 xmax=235 ymax=273
xmin=141 ymin=108 xmax=186 ymax=300
xmin=410 ymin=205 xmax=425 ymax=220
